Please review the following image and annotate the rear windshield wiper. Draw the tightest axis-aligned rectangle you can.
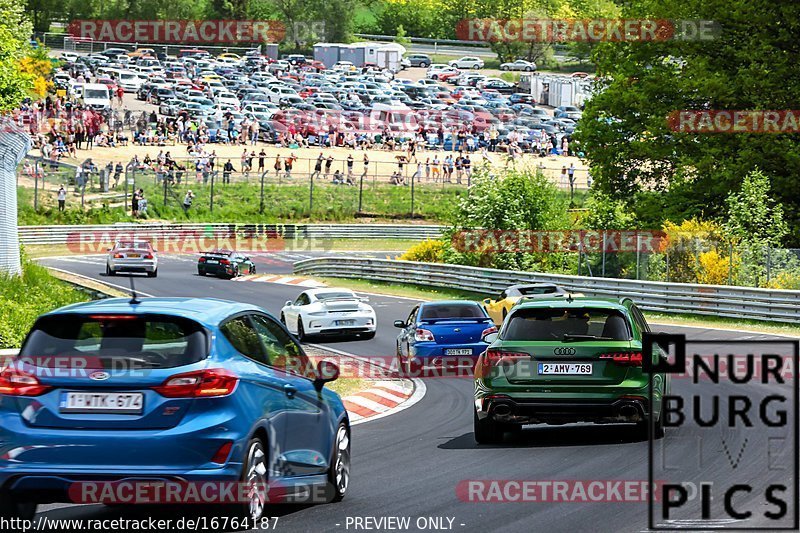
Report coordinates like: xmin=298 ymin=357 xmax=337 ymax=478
xmin=562 ymin=334 xmax=616 ymax=342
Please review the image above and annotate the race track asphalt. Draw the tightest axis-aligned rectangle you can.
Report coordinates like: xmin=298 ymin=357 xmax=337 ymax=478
xmin=31 ymin=254 xmax=799 ymax=532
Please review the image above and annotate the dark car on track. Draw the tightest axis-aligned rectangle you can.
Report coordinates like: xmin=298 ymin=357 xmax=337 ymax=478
xmin=197 ymin=250 xmax=256 ymax=279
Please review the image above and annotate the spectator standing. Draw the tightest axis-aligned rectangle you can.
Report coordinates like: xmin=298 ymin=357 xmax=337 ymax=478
xmin=57 ymin=186 xmax=66 ymax=212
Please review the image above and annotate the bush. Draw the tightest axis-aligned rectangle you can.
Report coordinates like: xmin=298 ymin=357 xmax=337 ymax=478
xmin=697 ymin=250 xmax=732 ymax=285
xmin=398 ymin=239 xmax=447 ymax=263
xmin=0 ymin=252 xmax=88 ymax=349
xmin=443 ymin=168 xmax=570 ymax=271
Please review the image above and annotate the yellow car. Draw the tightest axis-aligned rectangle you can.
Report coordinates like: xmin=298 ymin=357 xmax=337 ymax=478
xmin=482 ymin=283 xmax=571 ymax=325
xmin=218 ymin=53 xmax=241 ymax=60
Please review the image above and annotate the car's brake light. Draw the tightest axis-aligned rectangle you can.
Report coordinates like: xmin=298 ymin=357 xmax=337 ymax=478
xmin=476 ymin=348 xmax=529 ymax=377
xmin=113 ymin=253 xmax=124 ymax=258
xmin=198 ymin=257 xmax=206 ymax=263
xmin=88 ymin=314 xmax=138 ymax=320
xmin=153 ymin=369 xmax=238 ymax=398
xmin=599 ymin=351 xmax=643 ymax=367
xmin=414 ymin=328 xmax=435 ymax=342
xmin=210 ymin=441 xmax=233 ymax=464
xmin=219 ymin=259 xmax=230 ymax=265
xmin=481 ymin=325 xmax=497 ymax=338
xmin=143 ymin=254 xmax=154 ymax=259
xmin=0 ymin=367 xmax=51 ymax=396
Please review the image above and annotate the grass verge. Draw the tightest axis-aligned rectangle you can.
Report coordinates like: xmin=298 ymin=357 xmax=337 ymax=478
xmin=0 ymin=254 xmax=90 ymax=348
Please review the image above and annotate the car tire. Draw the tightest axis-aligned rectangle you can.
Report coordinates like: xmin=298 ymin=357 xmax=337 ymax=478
xmin=525 ymin=66 xmax=533 ymax=71
xmin=473 ymin=409 xmax=502 ymax=445
xmin=297 ymin=319 xmax=306 ymax=341
xmin=198 ymin=269 xmax=205 ymax=276
xmin=327 ymin=423 xmax=350 ymax=502
xmin=280 ymin=313 xmax=286 ymax=325
xmin=501 ymin=308 xmax=508 ymax=321
xmin=361 ymin=331 xmax=376 ymax=340
xmin=250 ymin=265 xmax=256 ymax=274
xmin=420 ymin=62 xmax=429 ymax=68
xmin=148 ymin=269 xmax=157 ymax=278
xmin=233 ymin=438 xmax=270 ymax=521
xmin=501 ymin=66 xmax=508 ymax=71
xmin=432 ymin=75 xmax=439 ymax=80
xmin=106 ymin=264 xmax=115 ymax=276
xmin=0 ymin=495 xmax=37 ymax=520
xmin=473 ymin=64 xmax=481 ymax=69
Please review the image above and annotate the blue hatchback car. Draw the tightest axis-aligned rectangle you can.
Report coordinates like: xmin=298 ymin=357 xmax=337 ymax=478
xmin=0 ymin=297 xmax=350 ymax=520
xmin=394 ymin=300 xmax=497 ymax=372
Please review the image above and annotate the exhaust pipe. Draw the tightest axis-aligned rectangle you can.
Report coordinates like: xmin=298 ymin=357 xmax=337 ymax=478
xmin=493 ymin=404 xmax=513 ymax=417
xmin=619 ymin=404 xmax=638 ymax=419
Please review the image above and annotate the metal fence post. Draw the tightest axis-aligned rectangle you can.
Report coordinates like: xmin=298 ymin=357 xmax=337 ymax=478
xmin=210 ymin=171 xmax=215 ymax=213
xmin=410 ymin=170 xmax=415 ymax=216
xmin=635 ymin=234 xmax=641 ymax=280
xmin=728 ymin=241 xmax=733 ymax=285
xmin=358 ymin=172 xmax=364 ymax=213
xmin=259 ymin=171 xmax=265 ymax=214
xmin=124 ymin=168 xmax=129 ymax=215
xmin=766 ymin=245 xmax=771 ymax=285
xmin=33 ymin=167 xmax=39 ymax=210
xmin=163 ymin=177 xmax=167 ymax=207
xmin=309 ymin=173 xmax=314 ymax=212
xmin=601 ymin=231 xmax=606 ymax=277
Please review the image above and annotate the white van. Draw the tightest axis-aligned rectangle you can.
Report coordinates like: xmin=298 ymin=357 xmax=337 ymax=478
xmin=81 ymin=83 xmax=111 ymax=110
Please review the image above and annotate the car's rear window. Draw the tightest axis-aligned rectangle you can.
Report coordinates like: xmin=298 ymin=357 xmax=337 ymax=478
xmin=503 ymin=308 xmax=631 ymax=341
xmin=517 ymin=285 xmax=559 ymax=295
xmin=117 ymin=241 xmax=151 ymax=250
xmin=316 ymin=292 xmax=356 ymax=301
xmin=19 ymin=314 xmax=208 ymax=369
xmin=420 ymin=303 xmax=485 ymax=320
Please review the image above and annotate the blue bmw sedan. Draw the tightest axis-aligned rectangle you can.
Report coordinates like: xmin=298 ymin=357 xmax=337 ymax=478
xmin=0 ymin=297 xmax=350 ymax=520
xmin=394 ymin=300 xmax=497 ymax=372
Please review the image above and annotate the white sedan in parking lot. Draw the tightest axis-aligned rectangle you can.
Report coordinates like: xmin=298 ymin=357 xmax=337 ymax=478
xmin=448 ymin=56 xmax=485 ymax=69
xmin=281 ymin=288 xmax=377 ymax=340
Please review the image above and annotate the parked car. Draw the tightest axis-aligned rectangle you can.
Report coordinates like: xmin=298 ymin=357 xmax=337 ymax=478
xmin=448 ymin=56 xmax=485 ymax=69
xmin=500 ymin=59 xmax=537 ymax=71
xmin=405 ymin=54 xmax=432 ymax=68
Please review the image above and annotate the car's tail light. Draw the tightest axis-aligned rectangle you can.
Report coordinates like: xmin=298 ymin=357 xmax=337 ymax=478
xmin=481 ymin=325 xmax=497 ymax=338
xmin=143 ymin=254 xmax=154 ymax=259
xmin=198 ymin=257 xmax=206 ymax=263
xmin=219 ymin=259 xmax=230 ymax=265
xmin=0 ymin=367 xmax=51 ymax=396
xmin=414 ymin=328 xmax=435 ymax=342
xmin=599 ymin=351 xmax=643 ymax=367
xmin=153 ymin=369 xmax=238 ymax=398
xmin=210 ymin=441 xmax=233 ymax=464
xmin=476 ymin=349 xmax=529 ymax=377
xmin=113 ymin=253 xmax=124 ymax=258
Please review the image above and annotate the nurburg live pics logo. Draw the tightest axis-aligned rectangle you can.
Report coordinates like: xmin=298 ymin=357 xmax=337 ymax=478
xmin=643 ymin=334 xmax=798 ymax=530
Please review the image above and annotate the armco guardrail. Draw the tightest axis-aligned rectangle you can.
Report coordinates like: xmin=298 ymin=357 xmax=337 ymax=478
xmin=293 ymin=257 xmax=800 ymax=323
xmin=18 ymin=223 xmax=445 ymax=246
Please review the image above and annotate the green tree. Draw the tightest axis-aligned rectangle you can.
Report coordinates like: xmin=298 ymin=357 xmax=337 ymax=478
xmin=574 ymin=0 xmax=800 ymax=244
xmin=725 ymin=169 xmax=787 ymax=247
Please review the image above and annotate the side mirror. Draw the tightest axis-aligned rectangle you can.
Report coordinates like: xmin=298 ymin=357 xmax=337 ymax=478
xmin=285 ymin=300 xmax=293 ymax=307
xmin=482 ymin=298 xmax=491 ymax=304
xmin=314 ymin=359 xmax=340 ymax=391
xmin=482 ymin=332 xmax=499 ymax=344
xmin=393 ymin=320 xmax=406 ymax=328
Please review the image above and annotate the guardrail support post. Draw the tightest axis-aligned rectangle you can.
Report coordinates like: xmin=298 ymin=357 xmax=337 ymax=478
xmin=210 ymin=171 xmax=215 ymax=213
xmin=309 ymin=173 xmax=314 ymax=213
xmin=635 ymin=234 xmax=641 ymax=279
xmin=601 ymin=231 xmax=606 ymax=277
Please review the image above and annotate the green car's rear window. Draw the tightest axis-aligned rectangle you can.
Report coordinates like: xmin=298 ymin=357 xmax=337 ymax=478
xmin=503 ymin=307 xmax=631 ymax=341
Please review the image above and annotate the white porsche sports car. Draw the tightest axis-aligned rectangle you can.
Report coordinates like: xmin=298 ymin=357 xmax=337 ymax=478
xmin=281 ymin=288 xmax=377 ymax=340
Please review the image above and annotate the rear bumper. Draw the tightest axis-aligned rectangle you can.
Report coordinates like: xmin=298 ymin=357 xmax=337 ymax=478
xmin=477 ymin=396 xmax=651 ymax=425
xmin=109 ymin=259 xmax=157 ymax=273
xmin=410 ymin=343 xmax=487 ymax=359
